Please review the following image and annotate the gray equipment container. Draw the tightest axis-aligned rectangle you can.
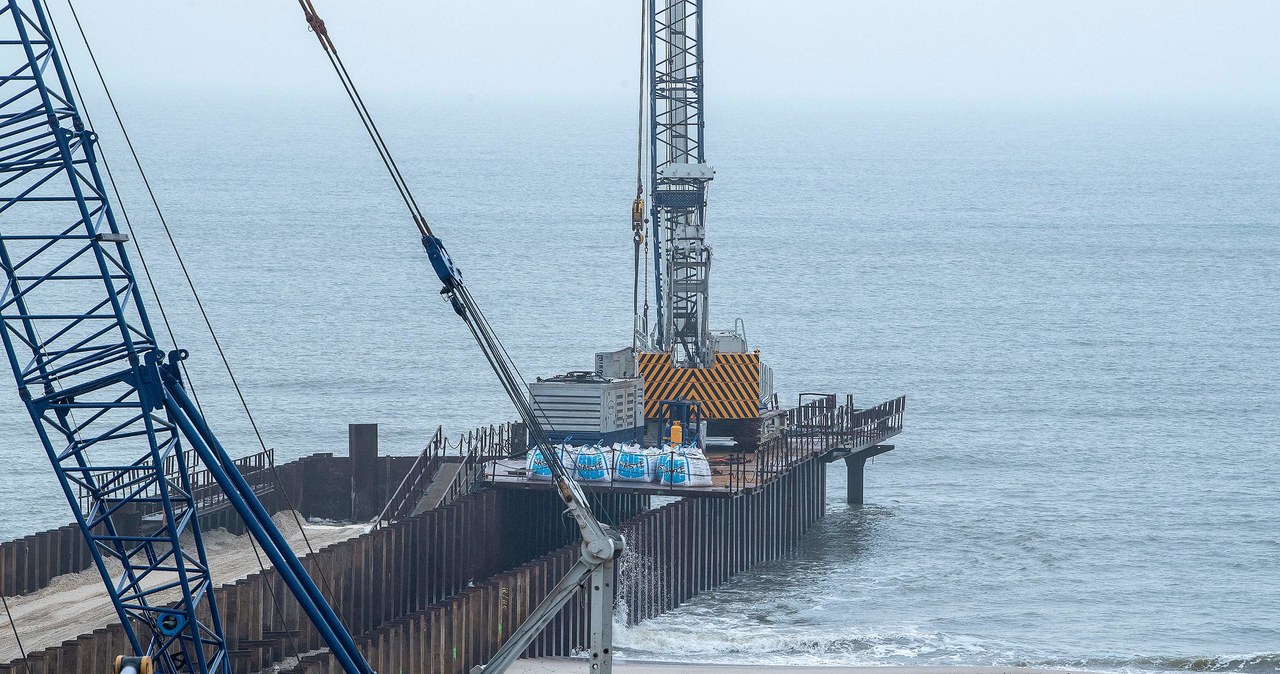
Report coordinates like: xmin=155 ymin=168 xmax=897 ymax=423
xmin=528 ymin=372 xmax=645 ymax=445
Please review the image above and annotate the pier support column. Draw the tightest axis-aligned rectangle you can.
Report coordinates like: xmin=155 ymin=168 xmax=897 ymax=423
xmin=841 ymin=444 xmax=895 ymax=506
xmin=843 ymin=454 xmax=867 ymax=506
xmin=349 ymin=423 xmax=379 ymax=521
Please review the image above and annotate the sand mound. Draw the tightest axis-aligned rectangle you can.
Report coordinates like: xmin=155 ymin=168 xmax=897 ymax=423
xmin=0 ymin=512 xmax=368 ymax=661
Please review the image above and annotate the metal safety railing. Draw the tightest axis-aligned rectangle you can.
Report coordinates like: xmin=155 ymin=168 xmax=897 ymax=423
xmin=79 ymin=447 xmax=278 ymax=520
xmin=373 ymin=427 xmax=448 ymax=530
xmin=195 ymin=448 xmax=276 ymax=514
xmin=441 ymin=422 xmax=518 ymax=503
xmin=472 ymin=395 xmax=905 ymax=496
xmin=750 ymin=395 xmax=906 ymax=486
xmin=374 ymin=422 xmax=519 ymax=529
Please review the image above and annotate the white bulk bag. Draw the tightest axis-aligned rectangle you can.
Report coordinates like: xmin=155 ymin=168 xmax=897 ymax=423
xmin=574 ymin=445 xmax=615 ymax=482
xmin=657 ymin=447 xmax=713 ymax=487
xmin=613 ymin=444 xmax=654 ymax=482
xmin=526 ymin=444 xmax=579 ymax=481
xmin=526 ymin=446 xmax=555 ymax=480
xmin=555 ymin=444 xmax=579 ymax=472
xmin=645 ymin=447 xmax=664 ymax=477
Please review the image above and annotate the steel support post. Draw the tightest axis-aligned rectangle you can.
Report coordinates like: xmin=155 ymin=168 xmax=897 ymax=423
xmin=844 ymin=454 xmax=866 ymax=505
xmin=589 ymin=559 xmax=615 ymax=673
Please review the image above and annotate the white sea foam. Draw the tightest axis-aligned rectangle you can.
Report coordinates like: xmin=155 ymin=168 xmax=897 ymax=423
xmin=613 ymin=620 xmax=996 ymax=668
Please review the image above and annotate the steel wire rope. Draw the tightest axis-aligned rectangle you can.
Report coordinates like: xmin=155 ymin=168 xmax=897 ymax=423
xmin=59 ymin=8 xmax=347 ymax=667
xmin=61 ymin=0 xmax=334 ymax=583
xmin=63 ymin=0 xmax=269 ymax=454
xmin=639 ymin=0 xmax=653 ymax=348
xmin=242 ymin=530 xmax=309 ymax=664
xmin=636 ymin=0 xmax=648 ymax=198
xmin=456 ymin=284 xmax=625 ymax=525
xmin=632 ymin=0 xmax=648 ymax=354
xmin=44 ymin=2 xmax=204 ymax=414
xmin=295 ymin=0 xmax=430 ymax=236
xmin=51 ymin=4 xmax=309 ymax=665
xmin=294 ymin=1 xmax=583 ymax=469
xmin=0 ymin=592 xmax=32 ymax=674
xmin=40 ymin=3 xmax=219 ymax=634
xmin=299 ymin=0 xmax=588 ymax=491
xmin=62 ymin=4 xmax=382 ymax=651
xmin=5 ymin=8 xmax=202 ymax=670
xmin=458 ymin=285 xmax=629 ymax=527
xmin=294 ymin=1 xmax=633 ymax=547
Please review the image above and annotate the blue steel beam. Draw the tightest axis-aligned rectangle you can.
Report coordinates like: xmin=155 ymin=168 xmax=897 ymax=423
xmin=0 ymin=2 xmax=372 ymax=672
xmin=0 ymin=3 xmax=223 ymax=669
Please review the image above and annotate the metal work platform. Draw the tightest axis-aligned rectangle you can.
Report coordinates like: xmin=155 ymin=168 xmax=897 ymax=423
xmin=482 ymin=396 xmax=906 ymax=498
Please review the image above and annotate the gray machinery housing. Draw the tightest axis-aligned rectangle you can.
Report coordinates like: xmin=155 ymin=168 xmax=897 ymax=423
xmin=528 ymin=372 xmax=645 ymax=446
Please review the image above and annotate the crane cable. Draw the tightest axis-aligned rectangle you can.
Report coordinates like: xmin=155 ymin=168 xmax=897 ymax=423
xmin=632 ymin=0 xmax=649 ymax=353
xmin=53 ymin=3 xmax=310 ymax=665
xmin=0 ymin=592 xmax=31 ymax=674
xmin=62 ymin=1 xmax=269 ymax=453
xmin=635 ymin=0 xmax=647 ymax=198
xmin=296 ymin=0 xmax=432 ymax=239
xmin=293 ymin=1 xmax=579 ymax=470
xmin=63 ymin=6 xmax=374 ymax=666
xmin=46 ymin=4 xmax=206 ymax=417
xmin=295 ymin=0 xmax=629 ymax=545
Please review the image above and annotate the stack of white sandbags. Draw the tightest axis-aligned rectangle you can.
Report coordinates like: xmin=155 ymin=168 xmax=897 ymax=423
xmin=526 ymin=442 xmax=712 ymax=487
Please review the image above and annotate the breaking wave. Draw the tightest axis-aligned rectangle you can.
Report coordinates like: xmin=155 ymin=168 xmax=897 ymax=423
xmin=614 ymin=622 xmax=1280 ymax=674
xmin=1057 ymin=654 xmax=1280 ymax=674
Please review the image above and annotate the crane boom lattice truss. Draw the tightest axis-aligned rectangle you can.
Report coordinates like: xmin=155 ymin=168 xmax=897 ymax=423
xmin=0 ymin=2 xmax=225 ymax=669
xmin=0 ymin=2 xmax=373 ymax=672
xmin=649 ymin=0 xmax=713 ymax=367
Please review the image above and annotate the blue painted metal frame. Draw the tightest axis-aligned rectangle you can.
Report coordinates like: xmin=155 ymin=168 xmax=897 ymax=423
xmin=0 ymin=2 xmax=372 ymax=672
xmin=0 ymin=2 xmax=224 ymax=669
xmin=648 ymin=0 xmax=711 ymax=365
xmin=656 ymin=398 xmax=702 ymax=447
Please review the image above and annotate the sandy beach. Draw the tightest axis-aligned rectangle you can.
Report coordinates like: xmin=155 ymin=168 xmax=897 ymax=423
xmin=0 ymin=513 xmax=368 ymax=661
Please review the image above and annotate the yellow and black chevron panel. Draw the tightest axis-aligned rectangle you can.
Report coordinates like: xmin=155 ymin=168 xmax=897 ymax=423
xmin=637 ymin=351 xmax=762 ymax=420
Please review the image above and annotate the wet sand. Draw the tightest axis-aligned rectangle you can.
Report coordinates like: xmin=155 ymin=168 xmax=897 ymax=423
xmin=0 ymin=512 xmax=368 ymax=661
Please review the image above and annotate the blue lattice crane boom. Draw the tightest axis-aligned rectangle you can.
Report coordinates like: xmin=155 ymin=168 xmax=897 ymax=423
xmin=0 ymin=2 xmax=374 ymax=672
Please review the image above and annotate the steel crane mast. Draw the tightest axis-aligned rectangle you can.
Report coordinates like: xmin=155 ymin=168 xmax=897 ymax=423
xmin=636 ymin=0 xmax=770 ymax=433
xmin=0 ymin=2 xmax=373 ymax=672
xmin=649 ymin=0 xmax=714 ymax=367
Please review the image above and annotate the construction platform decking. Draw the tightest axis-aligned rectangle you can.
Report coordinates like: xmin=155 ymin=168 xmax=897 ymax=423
xmin=481 ymin=395 xmax=906 ymax=498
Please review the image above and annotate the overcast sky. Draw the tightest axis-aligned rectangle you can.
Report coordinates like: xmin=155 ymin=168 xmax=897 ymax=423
xmin=50 ymin=1 xmax=1280 ymax=103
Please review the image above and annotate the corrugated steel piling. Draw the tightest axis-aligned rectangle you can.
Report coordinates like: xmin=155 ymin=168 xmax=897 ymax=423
xmin=275 ymin=453 xmax=829 ymax=674
xmin=2 ymin=396 xmax=904 ymax=673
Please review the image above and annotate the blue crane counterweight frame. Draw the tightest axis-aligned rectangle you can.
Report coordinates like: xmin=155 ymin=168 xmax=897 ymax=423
xmin=0 ymin=2 xmax=373 ymax=672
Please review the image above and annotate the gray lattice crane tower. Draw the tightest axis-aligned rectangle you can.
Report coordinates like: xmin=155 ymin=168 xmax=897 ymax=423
xmin=648 ymin=0 xmax=714 ymax=367
xmin=630 ymin=0 xmax=773 ymax=437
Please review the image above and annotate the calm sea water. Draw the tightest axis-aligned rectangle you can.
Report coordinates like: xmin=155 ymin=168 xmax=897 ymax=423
xmin=1 ymin=92 xmax=1277 ymax=672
